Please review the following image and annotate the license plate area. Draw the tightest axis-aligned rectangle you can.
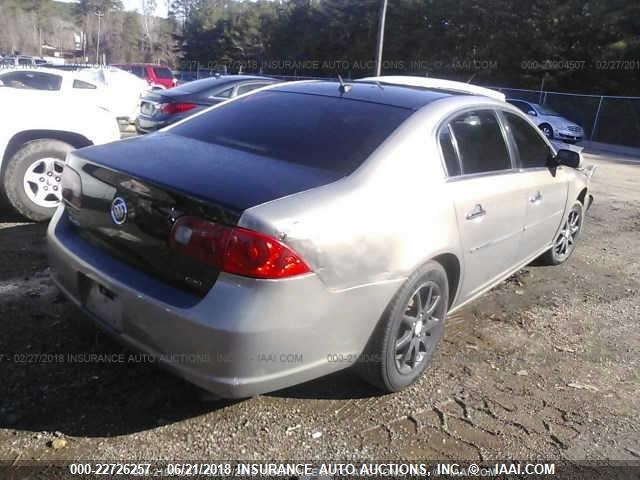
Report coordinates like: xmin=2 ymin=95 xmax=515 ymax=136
xmin=80 ymin=275 xmax=123 ymax=331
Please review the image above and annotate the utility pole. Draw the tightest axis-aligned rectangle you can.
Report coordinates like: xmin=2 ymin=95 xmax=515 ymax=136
xmin=374 ymin=0 xmax=389 ymax=76
xmin=95 ymin=10 xmax=104 ymax=65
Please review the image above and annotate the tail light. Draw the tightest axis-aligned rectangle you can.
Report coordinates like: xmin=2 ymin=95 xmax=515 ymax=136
xmin=159 ymin=102 xmax=197 ymax=115
xmin=169 ymin=217 xmax=310 ymax=279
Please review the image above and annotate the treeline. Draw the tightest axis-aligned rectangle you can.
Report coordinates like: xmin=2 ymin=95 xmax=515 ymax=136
xmin=0 ymin=0 xmax=177 ymax=65
xmin=172 ymin=0 xmax=640 ymax=95
xmin=1 ymin=0 xmax=639 ymax=94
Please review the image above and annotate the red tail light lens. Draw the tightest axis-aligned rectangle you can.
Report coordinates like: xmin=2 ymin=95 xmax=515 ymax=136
xmin=160 ymin=102 xmax=197 ymax=115
xmin=169 ymin=217 xmax=230 ymax=267
xmin=169 ymin=217 xmax=310 ymax=279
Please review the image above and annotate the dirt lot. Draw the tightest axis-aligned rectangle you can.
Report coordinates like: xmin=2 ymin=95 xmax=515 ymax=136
xmin=0 ymin=153 xmax=638 ymax=464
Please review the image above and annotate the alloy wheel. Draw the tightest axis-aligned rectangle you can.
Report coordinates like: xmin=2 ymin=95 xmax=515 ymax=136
xmin=22 ymin=157 xmax=64 ymax=208
xmin=394 ymin=281 xmax=443 ymax=374
xmin=541 ymin=125 xmax=553 ymax=139
xmin=554 ymin=207 xmax=582 ymax=260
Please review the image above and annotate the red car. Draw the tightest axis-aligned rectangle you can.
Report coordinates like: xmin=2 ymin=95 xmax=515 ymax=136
xmin=112 ymin=63 xmax=177 ymax=89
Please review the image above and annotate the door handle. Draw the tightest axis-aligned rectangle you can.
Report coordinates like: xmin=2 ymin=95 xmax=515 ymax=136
xmin=466 ymin=204 xmax=486 ymax=220
xmin=529 ymin=191 xmax=543 ymax=204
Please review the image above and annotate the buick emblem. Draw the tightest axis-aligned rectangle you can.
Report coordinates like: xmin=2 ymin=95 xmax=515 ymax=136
xmin=110 ymin=197 xmax=128 ymax=225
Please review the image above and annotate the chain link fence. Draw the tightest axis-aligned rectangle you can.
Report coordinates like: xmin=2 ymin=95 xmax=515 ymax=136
xmin=495 ymin=87 xmax=640 ymax=148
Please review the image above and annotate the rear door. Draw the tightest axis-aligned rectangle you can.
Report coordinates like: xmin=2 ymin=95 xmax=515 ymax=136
xmin=441 ymin=109 xmax=528 ymax=301
xmin=501 ymin=111 xmax=569 ymax=258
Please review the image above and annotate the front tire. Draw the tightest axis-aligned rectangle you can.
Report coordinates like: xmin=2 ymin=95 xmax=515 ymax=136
xmin=357 ymin=261 xmax=449 ymax=393
xmin=3 ymin=139 xmax=71 ymax=221
xmin=539 ymin=201 xmax=584 ymax=265
xmin=539 ymin=123 xmax=554 ymax=139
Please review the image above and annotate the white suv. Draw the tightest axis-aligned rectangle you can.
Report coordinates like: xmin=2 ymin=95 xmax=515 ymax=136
xmin=0 ymin=87 xmax=121 ymax=221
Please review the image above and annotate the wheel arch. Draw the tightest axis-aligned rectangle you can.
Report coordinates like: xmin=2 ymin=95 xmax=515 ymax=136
xmin=431 ymin=253 xmax=461 ymax=309
xmin=577 ymin=187 xmax=588 ymax=205
xmin=1 ymin=130 xmax=92 ymax=180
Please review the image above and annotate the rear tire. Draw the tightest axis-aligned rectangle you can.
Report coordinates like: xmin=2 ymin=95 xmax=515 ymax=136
xmin=538 ymin=201 xmax=583 ymax=265
xmin=356 ymin=261 xmax=449 ymax=393
xmin=3 ymin=139 xmax=71 ymax=222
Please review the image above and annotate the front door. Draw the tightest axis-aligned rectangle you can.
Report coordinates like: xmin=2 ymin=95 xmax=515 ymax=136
xmin=501 ymin=111 xmax=569 ymax=259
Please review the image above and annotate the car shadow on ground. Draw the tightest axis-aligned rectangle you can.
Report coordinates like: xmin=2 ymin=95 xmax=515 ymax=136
xmin=271 ymin=370 xmax=382 ymax=400
xmin=0 ymin=299 xmax=240 ymax=437
xmin=0 ymin=201 xmax=32 ymax=224
xmin=0 ymin=297 xmax=378 ymax=438
xmin=1 ymin=272 xmax=377 ymax=438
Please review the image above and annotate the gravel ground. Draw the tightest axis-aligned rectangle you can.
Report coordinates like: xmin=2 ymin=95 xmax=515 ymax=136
xmin=0 ymin=153 xmax=638 ymax=463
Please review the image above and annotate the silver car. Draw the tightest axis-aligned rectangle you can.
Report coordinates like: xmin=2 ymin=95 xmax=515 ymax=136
xmin=48 ymin=76 xmax=594 ymax=398
xmin=506 ymin=99 xmax=585 ymax=142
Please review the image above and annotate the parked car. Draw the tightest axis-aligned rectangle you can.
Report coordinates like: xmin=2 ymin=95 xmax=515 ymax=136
xmin=112 ymin=63 xmax=177 ymax=89
xmin=0 ymin=87 xmax=121 ymax=221
xmin=0 ymin=68 xmax=149 ymax=122
xmin=1 ymin=55 xmax=35 ymax=67
xmin=135 ymin=75 xmax=279 ymax=133
xmin=506 ymin=99 xmax=584 ymax=142
xmin=48 ymin=76 xmax=594 ymax=398
xmin=75 ymin=66 xmax=152 ymax=122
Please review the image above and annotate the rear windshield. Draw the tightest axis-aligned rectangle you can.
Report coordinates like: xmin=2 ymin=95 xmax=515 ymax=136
xmin=170 ymin=90 xmax=413 ymax=175
xmin=154 ymin=67 xmax=174 ymax=79
xmin=166 ymin=77 xmax=232 ymax=95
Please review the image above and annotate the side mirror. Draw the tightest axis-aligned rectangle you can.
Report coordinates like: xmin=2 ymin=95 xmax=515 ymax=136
xmin=527 ymin=110 xmax=537 ymax=116
xmin=555 ymin=148 xmax=581 ymax=168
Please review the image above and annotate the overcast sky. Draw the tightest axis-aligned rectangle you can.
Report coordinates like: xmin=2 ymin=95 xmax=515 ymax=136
xmin=58 ymin=0 xmax=168 ymax=18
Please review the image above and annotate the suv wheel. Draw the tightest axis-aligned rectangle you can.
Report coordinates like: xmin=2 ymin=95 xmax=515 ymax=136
xmin=356 ymin=261 xmax=449 ymax=392
xmin=3 ymin=139 xmax=71 ymax=221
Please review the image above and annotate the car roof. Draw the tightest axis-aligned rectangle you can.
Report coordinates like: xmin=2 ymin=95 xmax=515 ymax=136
xmin=360 ymin=76 xmax=506 ymax=101
xmin=270 ymin=80 xmax=456 ymax=110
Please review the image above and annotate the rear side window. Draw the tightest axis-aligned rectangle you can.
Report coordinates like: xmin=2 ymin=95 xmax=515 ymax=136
xmin=153 ymin=67 xmax=174 ymax=79
xmin=439 ymin=126 xmax=461 ymax=176
xmin=504 ymin=112 xmax=551 ymax=168
xmin=0 ymin=71 xmax=62 ymax=90
xmin=171 ymin=91 xmax=413 ymax=175
xmin=214 ymin=86 xmax=234 ymax=98
xmin=508 ymin=100 xmax=531 ymax=114
xmin=132 ymin=66 xmax=146 ymax=78
xmin=449 ymin=110 xmax=511 ymax=175
xmin=236 ymin=82 xmax=270 ymax=95
xmin=73 ymin=79 xmax=97 ymax=89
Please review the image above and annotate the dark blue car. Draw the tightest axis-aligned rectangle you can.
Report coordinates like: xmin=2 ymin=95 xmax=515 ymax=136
xmin=135 ymin=75 xmax=279 ymax=134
